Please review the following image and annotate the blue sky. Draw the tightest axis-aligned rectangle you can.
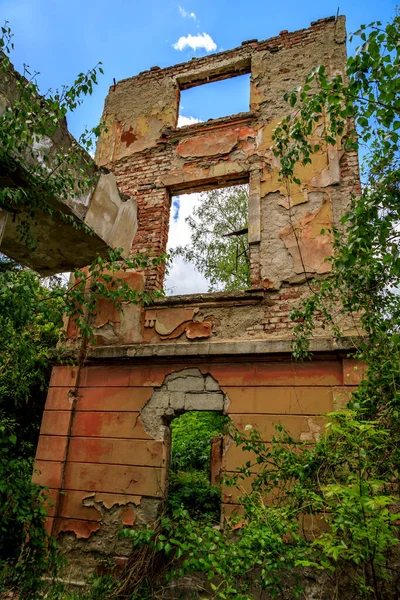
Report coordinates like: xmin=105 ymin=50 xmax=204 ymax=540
xmin=0 ymin=0 xmax=395 ymax=140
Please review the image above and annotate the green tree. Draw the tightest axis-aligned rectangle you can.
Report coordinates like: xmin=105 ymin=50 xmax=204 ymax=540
xmin=171 ymin=185 xmax=250 ymax=292
xmin=0 ymin=259 xmax=64 ymax=595
xmin=171 ymin=411 xmax=226 ymax=473
xmin=0 ymin=260 xmax=63 ymax=445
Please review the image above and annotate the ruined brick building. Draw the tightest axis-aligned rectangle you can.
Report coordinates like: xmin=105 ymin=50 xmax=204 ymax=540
xmin=33 ymin=15 xmax=362 ymax=573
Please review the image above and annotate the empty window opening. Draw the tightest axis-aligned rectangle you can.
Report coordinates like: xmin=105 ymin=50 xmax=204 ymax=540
xmin=165 ymin=183 xmax=250 ymax=295
xmin=177 ymin=73 xmax=250 ymax=127
xmin=168 ymin=411 xmax=227 ymax=523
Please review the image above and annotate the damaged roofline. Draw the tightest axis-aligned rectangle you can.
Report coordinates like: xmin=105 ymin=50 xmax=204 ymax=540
xmin=112 ymin=15 xmax=339 ymax=90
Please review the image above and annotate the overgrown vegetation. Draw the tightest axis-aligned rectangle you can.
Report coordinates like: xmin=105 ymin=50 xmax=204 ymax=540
xmin=0 ymin=263 xmax=63 ymax=442
xmin=0 ymin=262 xmax=64 ymax=595
xmin=0 ymin=24 xmax=163 ymax=596
xmin=170 ymin=185 xmax=250 ymax=292
xmin=0 ymin=417 xmax=64 ymax=597
xmin=168 ymin=411 xmax=227 ymax=522
xmin=2 ymin=11 xmax=400 ymax=600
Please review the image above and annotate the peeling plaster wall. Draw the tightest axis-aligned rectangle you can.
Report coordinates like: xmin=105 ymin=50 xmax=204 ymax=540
xmin=60 ymin=15 xmax=361 ymax=350
xmin=33 ymin=16 xmax=364 ymax=575
xmin=34 ymin=357 xmax=364 ymax=575
xmin=63 ymin=283 xmax=360 ymax=351
xmin=94 ymin=15 xmax=359 ymax=291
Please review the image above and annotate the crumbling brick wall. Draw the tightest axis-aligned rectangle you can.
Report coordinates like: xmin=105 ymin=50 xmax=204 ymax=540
xmin=33 ymin=16 xmax=363 ymax=577
xmin=95 ymin=14 xmax=359 ymax=291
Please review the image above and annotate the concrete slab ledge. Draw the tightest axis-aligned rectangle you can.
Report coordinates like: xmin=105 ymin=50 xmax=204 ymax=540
xmin=87 ymin=337 xmax=360 ymax=360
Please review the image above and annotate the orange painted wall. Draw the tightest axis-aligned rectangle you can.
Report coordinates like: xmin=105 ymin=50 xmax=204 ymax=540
xmin=33 ymin=357 xmax=360 ymax=537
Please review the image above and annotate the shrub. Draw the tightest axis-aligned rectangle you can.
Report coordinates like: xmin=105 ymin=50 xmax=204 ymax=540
xmin=168 ymin=471 xmax=222 ymax=522
xmin=0 ymin=417 xmax=62 ymax=596
xmin=170 ymin=411 xmax=227 ymax=472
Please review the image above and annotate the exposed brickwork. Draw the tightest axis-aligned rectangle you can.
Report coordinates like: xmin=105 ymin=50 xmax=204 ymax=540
xmin=96 ymin=15 xmax=351 ymax=291
xmin=34 ymin=16 xmax=363 ymax=577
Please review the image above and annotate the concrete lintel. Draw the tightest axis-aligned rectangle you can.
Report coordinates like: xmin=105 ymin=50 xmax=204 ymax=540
xmin=151 ymin=288 xmax=265 ymax=309
xmin=176 ymin=56 xmax=251 ymax=90
xmin=86 ymin=337 xmax=360 ymax=360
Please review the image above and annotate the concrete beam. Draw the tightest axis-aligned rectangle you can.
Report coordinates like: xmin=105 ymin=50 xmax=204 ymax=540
xmin=0 ymin=59 xmax=137 ymax=275
xmin=84 ymin=336 xmax=361 ymax=360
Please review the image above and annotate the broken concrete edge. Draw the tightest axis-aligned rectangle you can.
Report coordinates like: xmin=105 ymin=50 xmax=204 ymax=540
xmin=140 ymin=367 xmax=229 ymax=439
xmin=0 ymin=169 xmax=138 ymax=277
xmin=84 ymin=336 xmax=362 ymax=360
xmin=52 ymin=496 xmax=162 ymax=572
xmin=84 ymin=172 xmax=138 ymax=260
xmin=0 ymin=55 xmax=96 ymax=204
xmin=0 ymin=58 xmax=138 ymax=274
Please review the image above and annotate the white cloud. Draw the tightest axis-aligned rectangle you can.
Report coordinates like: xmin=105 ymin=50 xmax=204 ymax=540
xmin=164 ymin=256 xmax=209 ymax=295
xmin=164 ymin=192 xmax=210 ymax=295
xmin=178 ymin=6 xmax=197 ymax=20
xmin=177 ymin=115 xmax=202 ymax=127
xmin=167 ymin=193 xmax=201 ymax=248
xmin=173 ymin=33 xmax=217 ymax=52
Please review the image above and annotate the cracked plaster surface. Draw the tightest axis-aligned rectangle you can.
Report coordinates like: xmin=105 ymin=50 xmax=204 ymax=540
xmin=140 ymin=368 xmax=230 ymax=440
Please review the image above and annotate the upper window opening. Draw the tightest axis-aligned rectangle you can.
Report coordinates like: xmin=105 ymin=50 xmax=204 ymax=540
xmin=164 ymin=183 xmax=250 ymax=296
xmin=177 ymin=73 xmax=250 ymax=128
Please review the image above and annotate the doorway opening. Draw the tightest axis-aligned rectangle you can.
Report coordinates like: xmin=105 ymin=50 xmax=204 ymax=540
xmin=168 ymin=411 xmax=227 ymax=523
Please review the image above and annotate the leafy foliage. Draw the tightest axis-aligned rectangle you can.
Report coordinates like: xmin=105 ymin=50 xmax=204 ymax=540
xmin=0 ymin=260 xmax=63 ymax=444
xmin=0 ymin=262 xmax=65 ymax=595
xmin=225 ymin=415 xmax=399 ymax=598
xmin=120 ymin=503 xmax=309 ymax=600
xmin=0 ymin=23 xmax=163 ymax=596
xmin=168 ymin=411 xmax=227 ymax=522
xmin=171 ymin=411 xmax=227 ymax=472
xmin=0 ymin=417 xmax=63 ymax=598
xmin=170 ymin=185 xmax=250 ymax=292
xmin=168 ymin=471 xmax=222 ymax=522
xmin=115 ymin=413 xmax=400 ymax=600
xmin=0 ymin=22 xmax=103 ymax=248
